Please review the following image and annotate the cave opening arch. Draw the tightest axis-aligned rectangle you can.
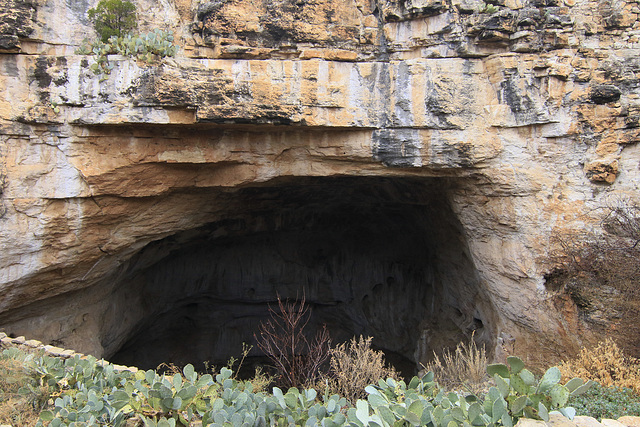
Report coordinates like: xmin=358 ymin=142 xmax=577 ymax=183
xmin=103 ymin=176 xmax=497 ymax=375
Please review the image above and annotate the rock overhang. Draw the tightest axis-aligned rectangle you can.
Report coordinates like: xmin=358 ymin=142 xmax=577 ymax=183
xmin=1 ymin=0 xmax=640 ymax=369
xmin=98 ymin=176 xmax=497 ymax=373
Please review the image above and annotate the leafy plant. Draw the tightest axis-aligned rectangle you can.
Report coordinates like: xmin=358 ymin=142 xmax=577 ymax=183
xmin=33 ymin=354 xmax=222 ymax=426
xmin=88 ymin=0 xmax=137 ymax=43
xmin=349 ymin=373 xmax=440 ymax=426
xmin=482 ymin=356 xmax=594 ymax=424
xmin=351 ymin=356 xmax=592 ymax=427
xmin=200 ymin=374 xmax=348 ymax=427
xmin=254 ymin=295 xmax=331 ymax=390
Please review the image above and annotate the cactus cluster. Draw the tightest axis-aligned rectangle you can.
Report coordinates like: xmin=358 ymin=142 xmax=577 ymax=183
xmin=76 ymin=29 xmax=177 ymax=77
xmin=2 ymin=347 xmax=593 ymax=427
xmin=345 ymin=360 xmax=593 ymax=427
xmin=200 ymin=370 xmax=348 ymax=427
xmin=483 ymin=356 xmax=594 ymax=425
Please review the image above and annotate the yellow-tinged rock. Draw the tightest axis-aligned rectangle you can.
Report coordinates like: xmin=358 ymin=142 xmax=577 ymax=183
xmin=596 ymin=134 xmax=621 ymax=156
xmin=2 ymin=0 xmax=640 ymax=374
xmin=547 ymin=413 xmax=579 ymax=427
xmin=515 ymin=419 xmax=547 ymax=427
xmin=573 ymin=416 xmax=604 ymax=427
xmin=618 ymin=416 xmax=640 ymax=427
xmin=585 ymin=160 xmax=619 ymax=184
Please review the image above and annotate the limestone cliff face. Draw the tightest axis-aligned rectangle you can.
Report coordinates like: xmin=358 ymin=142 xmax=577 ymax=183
xmin=0 ymin=0 xmax=639 ymax=369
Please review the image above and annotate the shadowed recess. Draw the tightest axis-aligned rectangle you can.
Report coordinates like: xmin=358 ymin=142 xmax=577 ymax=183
xmin=104 ymin=176 xmax=496 ymax=374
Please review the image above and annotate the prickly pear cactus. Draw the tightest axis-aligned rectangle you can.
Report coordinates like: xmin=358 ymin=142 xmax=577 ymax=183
xmin=484 ymin=356 xmax=594 ymax=424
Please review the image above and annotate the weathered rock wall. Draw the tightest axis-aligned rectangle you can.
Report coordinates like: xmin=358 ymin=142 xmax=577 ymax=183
xmin=0 ymin=0 xmax=639 ymax=369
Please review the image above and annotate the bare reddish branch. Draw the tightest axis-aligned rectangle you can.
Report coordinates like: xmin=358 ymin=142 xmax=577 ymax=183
xmin=254 ymin=294 xmax=331 ymax=389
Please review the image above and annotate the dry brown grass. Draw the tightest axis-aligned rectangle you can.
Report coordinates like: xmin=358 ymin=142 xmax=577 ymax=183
xmin=323 ymin=336 xmax=398 ymax=404
xmin=559 ymin=338 xmax=640 ymax=394
xmin=246 ymin=366 xmax=273 ymax=393
xmin=0 ymin=355 xmax=50 ymax=426
xmin=423 ymin=334 xmax=490 ymax=395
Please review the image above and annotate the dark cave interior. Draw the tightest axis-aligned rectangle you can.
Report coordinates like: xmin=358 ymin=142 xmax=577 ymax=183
xmin=101 ymin=176 xmax=495 ymax=375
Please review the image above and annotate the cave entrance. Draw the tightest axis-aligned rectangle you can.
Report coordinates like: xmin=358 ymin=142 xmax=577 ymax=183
xmin=107 ymin=176 xmax=495 ymax=376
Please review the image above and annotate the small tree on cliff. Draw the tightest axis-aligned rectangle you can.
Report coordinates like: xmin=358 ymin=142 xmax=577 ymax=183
xmin=88 ymin=0 xmax=137 ymax=42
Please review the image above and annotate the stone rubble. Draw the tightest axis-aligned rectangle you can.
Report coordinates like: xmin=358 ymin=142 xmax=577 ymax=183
xmin=0 ymin=331 xmax=138 ymax=372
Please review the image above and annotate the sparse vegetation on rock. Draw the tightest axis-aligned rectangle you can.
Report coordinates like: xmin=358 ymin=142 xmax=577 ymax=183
xmin=78 ymin=0 xmax=177 ymax=76
xmin=77 ymin=29 xmax=178 ymax=76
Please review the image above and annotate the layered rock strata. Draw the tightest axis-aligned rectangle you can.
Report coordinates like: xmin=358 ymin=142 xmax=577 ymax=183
xmin=0 ymin=0 xmax=639 ymax=370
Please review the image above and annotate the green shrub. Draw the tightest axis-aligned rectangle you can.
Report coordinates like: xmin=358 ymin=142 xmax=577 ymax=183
xmin=88 ymin=0 xmax=137 ymax=43
xmin=569 ymin=383 xmax=640 ymax=420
